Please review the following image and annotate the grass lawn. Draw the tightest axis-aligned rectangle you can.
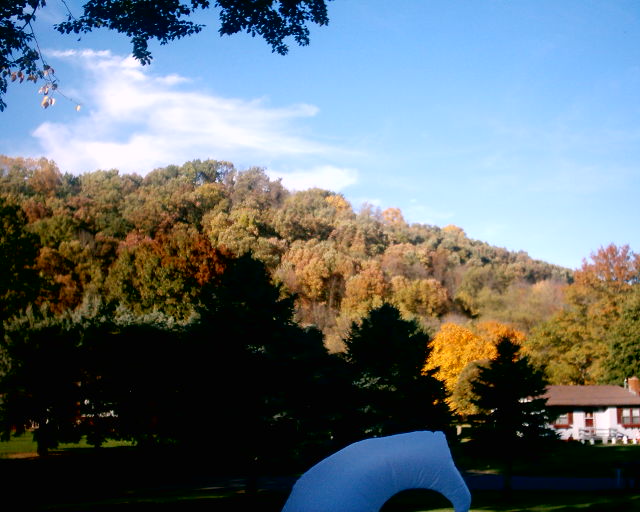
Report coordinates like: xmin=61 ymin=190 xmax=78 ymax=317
xmin=3 ymin=435 xmax=640 ymax=511
xmin=0 ymin=431 xmax=133 ymax=458
xmin=452 ymin=439 xmax=640 ymax=478
xmin=32 ymin=488 xmax=640 ymax=511
xmin=383 ymin=489 xmax=640 ymax=511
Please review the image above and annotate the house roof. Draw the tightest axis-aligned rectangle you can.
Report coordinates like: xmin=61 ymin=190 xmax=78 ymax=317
xmin=544 ymin=385 xmax=640 ymax=407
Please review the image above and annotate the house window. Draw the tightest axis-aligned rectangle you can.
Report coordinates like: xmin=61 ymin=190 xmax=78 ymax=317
xmin=618 ymin=408 xmax=640 ymax=427
xmin=585 ymin=411 xmax=594 ymax=428
xmin=554 ymin=412 xmax=573 ymax=427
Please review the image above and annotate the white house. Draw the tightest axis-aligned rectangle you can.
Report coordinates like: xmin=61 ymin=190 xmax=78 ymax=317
xmin=544 ymin=377 xmax=640 ymax=444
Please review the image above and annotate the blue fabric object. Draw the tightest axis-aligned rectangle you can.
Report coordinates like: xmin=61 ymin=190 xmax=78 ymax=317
xmin=281 ymin=431 xmax=471 ymax=512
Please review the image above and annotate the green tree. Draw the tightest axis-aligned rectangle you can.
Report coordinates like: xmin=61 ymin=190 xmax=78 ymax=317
xmin=70 ymin=169 xmax=140 ymax=238
xmin=449 ymin=359 xmax=486 ymax=419
xmin=0 ymin=312 xmax=84 ymax=455
xmin=123 ymin=161 xmax=231 ymax=235
xmin=528 ymin=311 xmax=605 ymax=385
xmin=390 ymin=275 xmax=449 ymax=320
xmin=189 ymin=253 xmax=341 ymax=470
xmin=81 ymin=317 xmax=190 ymax=449
xmin=207 ymin=207 xmax=284 ymax=267
xmin=470 ymin=337 xmax=554 ymax=488
xmin=342 ymin=303 xmax=450 ymax=439
xmin=604 ymin=286 xmax=640 ymax=384
xmin=529 ymin=244 xmax=638 ymax=384
xmin=0 ymin=197 xmax=41 ymax=328
xmin=1 ymin=0 xmax=332 ymax=110
xmin=274 ymin=188 xmax=339 ymax=242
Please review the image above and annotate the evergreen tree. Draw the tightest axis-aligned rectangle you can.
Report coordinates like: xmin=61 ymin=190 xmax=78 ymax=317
xmin=470 ymin=337 xmax=554 ymax=488
xmin=342 ymin=303 xmax=451 ymax=439
xmin=189 ymin=253 xmax=338 ymax=470
xmin=471 ymin=337 xmax=553 ymax=444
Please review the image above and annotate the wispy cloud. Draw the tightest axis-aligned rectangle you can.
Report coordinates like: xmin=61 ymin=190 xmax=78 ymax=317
xmin=31 ymin=50 xmax=338 ymax=174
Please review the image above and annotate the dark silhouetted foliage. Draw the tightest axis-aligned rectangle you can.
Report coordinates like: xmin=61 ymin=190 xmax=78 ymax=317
xmin=342 ymin=303 xmax=451 ymax=439
xmin=470 ymin=337 xmax=555 ymax=461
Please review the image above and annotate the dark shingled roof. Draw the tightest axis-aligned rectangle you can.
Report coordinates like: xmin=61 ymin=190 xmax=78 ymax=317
xmin=544 ymin=385 xmax=640 ymax=407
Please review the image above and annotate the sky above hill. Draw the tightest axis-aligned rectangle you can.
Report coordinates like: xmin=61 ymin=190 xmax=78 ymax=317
xmin=1 ymin=0 xmax=639 ymax=270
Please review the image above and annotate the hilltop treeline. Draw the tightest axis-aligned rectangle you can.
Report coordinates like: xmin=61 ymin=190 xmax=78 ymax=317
xmin=0 ymin=156 xmax=570 ymax=347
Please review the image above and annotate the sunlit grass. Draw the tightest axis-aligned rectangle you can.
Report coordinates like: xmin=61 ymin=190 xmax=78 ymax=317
xmin=0 ymin=431 xmax=133 ymax=458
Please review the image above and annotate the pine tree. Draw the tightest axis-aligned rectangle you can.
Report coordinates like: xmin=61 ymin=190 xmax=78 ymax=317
xmin=343 ymin=303 xmax=451 ymax=439
xmin=470 ymin=337 xmax=554 ymax=488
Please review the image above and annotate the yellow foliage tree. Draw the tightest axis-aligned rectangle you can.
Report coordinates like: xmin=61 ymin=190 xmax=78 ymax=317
xmin=424 ymin=320 xmax=526 ymax=414
xmin=475 ymin=320 xmax=526 ymax=347
xmin=424 ymin=323 xmax=494 ymax=393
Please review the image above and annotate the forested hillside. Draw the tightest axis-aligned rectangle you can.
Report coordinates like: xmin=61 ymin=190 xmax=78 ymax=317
xmin=2 ymin=154 xmax=639 ymax=460
xmin=0 ymin=156 xmax=570 ymax=343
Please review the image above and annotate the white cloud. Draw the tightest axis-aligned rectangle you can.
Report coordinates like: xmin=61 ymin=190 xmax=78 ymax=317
xmin=267 ymin=165 xmax=358 ymax=192
xmin=32 ymin=50 xmax=335 ymax=174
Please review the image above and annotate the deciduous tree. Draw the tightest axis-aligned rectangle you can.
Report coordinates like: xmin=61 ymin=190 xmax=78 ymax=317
xmin=390 ymin=275 xmax=449 ymax=320
xmin=0 ymin=196 xmax=41 ymax=327
xmin=274 ymin=188 xmax=339 ymax=242
xmin=0 ymin=312 xmax=84 ymax=455
xmin=604 ymin=287 xmax=640 ymax=384
xmin=340 ymin=261 xmax=388 ymax=318
xmin=529 ymin=244 xmax=639 ymax=384
xmin=105 ymin=224 xmax=226 ymax=319
xmin=424 ymin=322 xmax=496 ymax=394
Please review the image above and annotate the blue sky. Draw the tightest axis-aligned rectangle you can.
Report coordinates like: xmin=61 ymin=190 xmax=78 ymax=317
xmin=2 ymin=0 xmax=639 ymax=270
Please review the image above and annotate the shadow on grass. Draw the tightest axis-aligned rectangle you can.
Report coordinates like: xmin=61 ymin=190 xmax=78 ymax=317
xmin=382 ymin=488 xmax=640 ymax=512
xmin=41 ymin=492 xmax=290 ymax=511
xmin=36 ymin=488 xmax=640 ymax=512
xmin=6 ymin=440 xmax=640 ymax=511
xmin=452 ymin=439 xmax=640 ymax=479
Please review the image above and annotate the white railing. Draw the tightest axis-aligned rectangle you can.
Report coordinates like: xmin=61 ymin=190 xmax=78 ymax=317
xmin=578 ymin=427 xmax=624 ymax=443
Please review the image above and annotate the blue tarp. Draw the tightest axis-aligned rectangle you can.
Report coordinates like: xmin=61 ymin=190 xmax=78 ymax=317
xmin=281 ymin=431 xmax=471 ymax=512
